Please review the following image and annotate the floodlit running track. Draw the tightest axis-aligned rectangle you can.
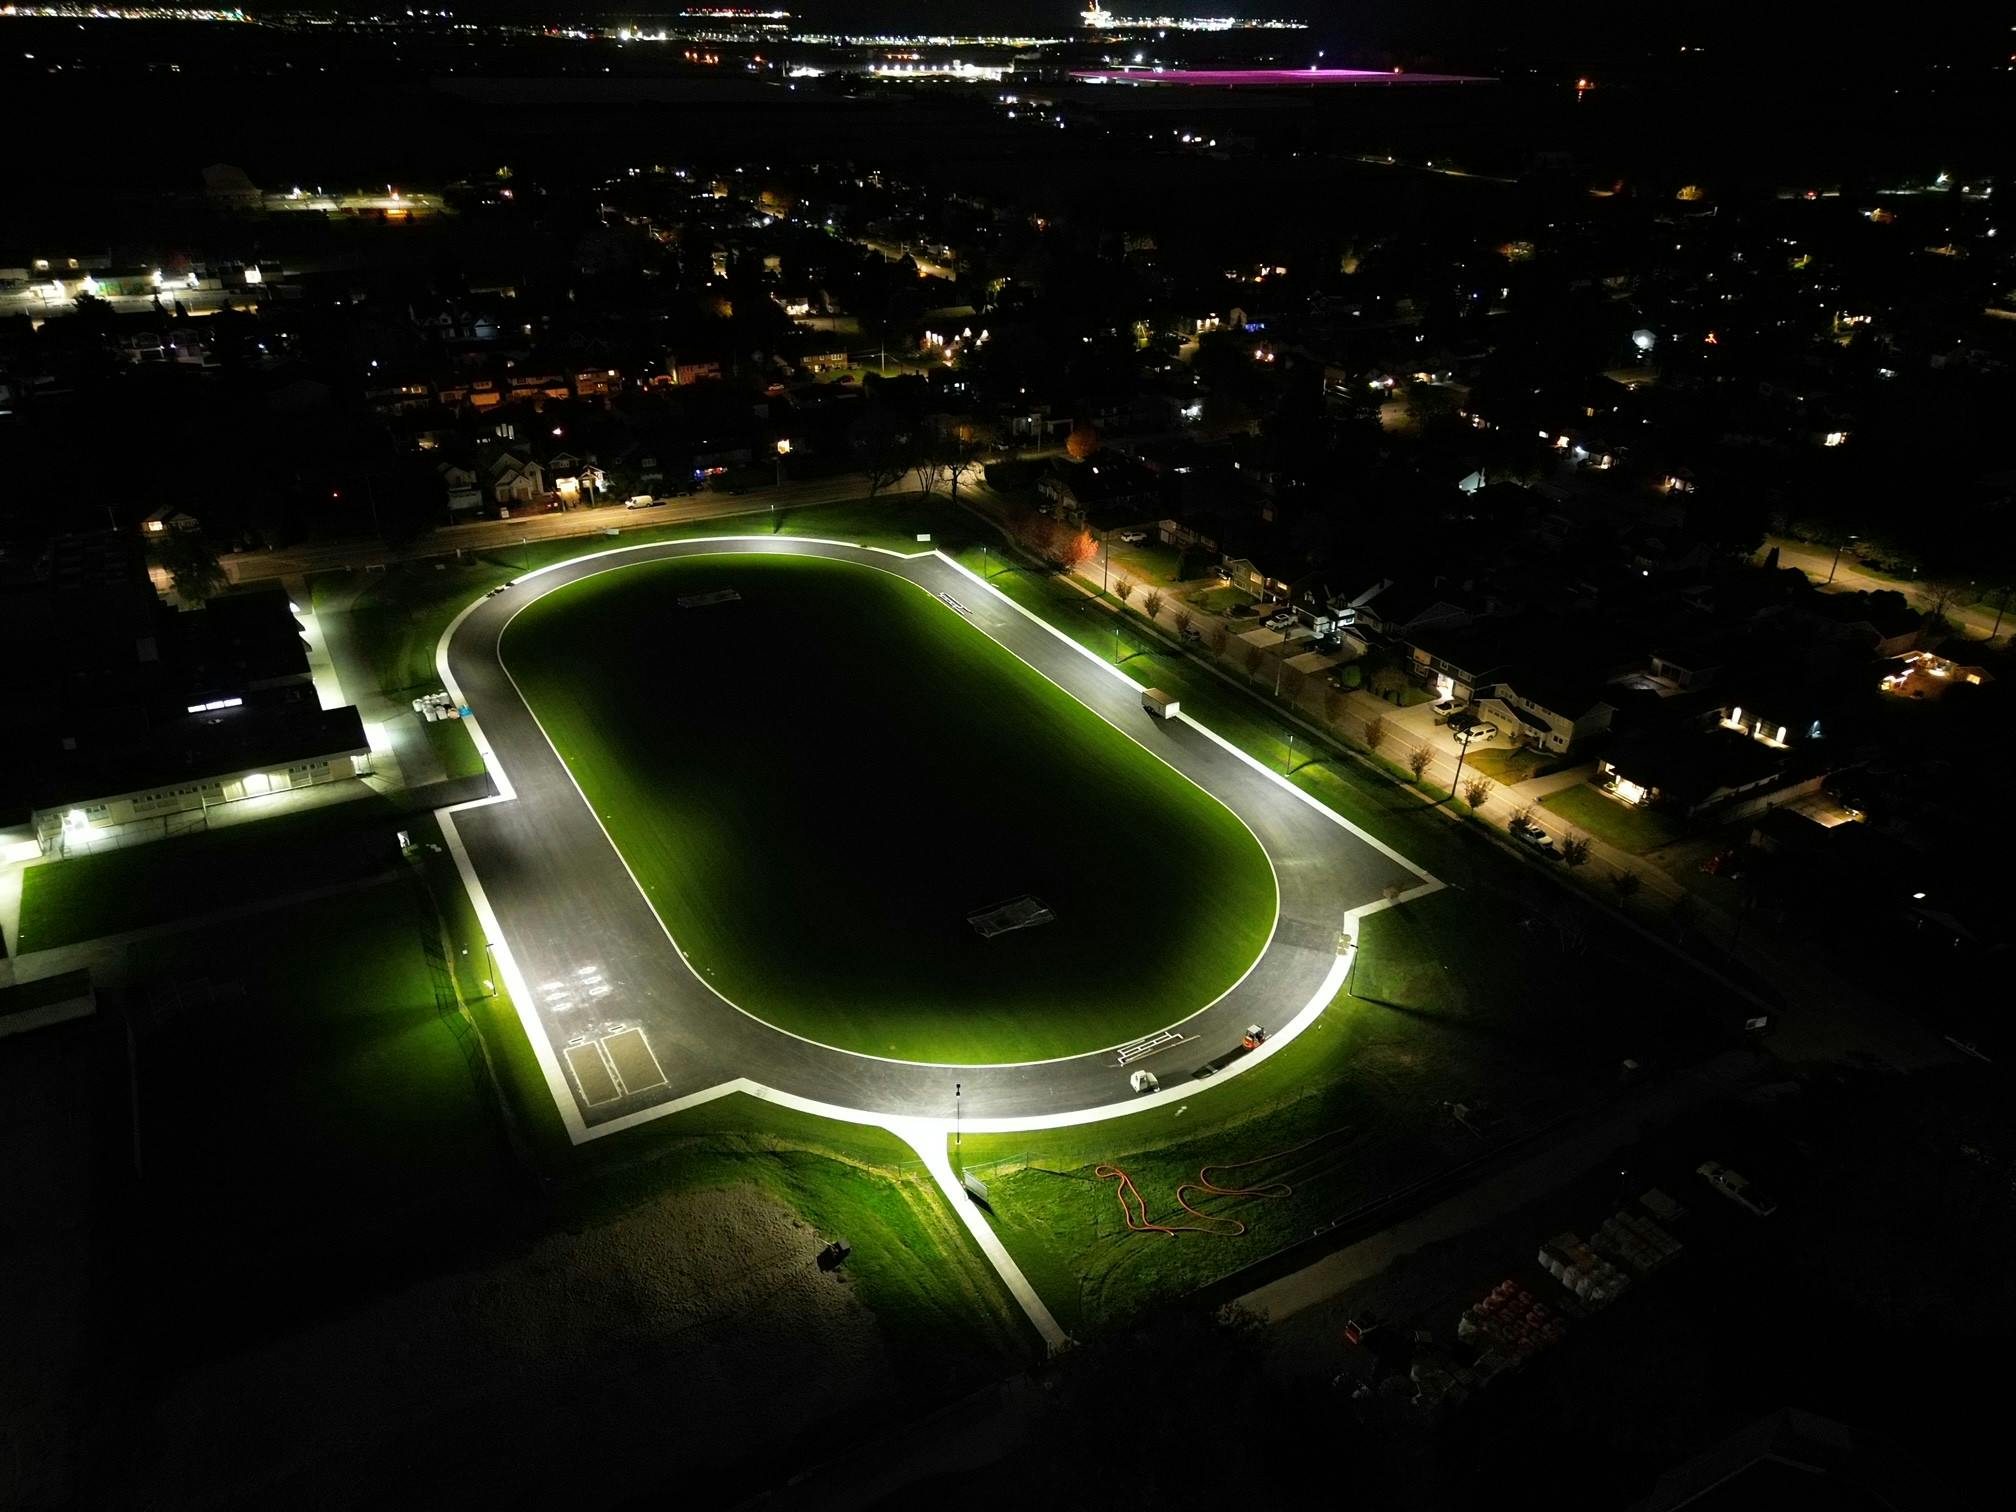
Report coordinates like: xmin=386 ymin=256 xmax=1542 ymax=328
xmin=438 ymin=537 xmax=1437 ymax=1141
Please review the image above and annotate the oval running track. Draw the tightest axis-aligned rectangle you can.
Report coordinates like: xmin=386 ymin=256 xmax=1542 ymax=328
xmin=437 ymin=537 xmax=1435 ymax=1138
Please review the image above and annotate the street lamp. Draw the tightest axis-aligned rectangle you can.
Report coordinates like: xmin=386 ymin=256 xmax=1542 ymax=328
xmin=1827 ymin=533 xmax=1857 ymax=585
xmin=775 ymin=436 xmax=791 ymax=488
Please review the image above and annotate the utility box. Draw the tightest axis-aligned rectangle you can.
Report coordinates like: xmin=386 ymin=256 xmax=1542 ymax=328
xmin=1142 ymin=688 xmax=1180 ymax=719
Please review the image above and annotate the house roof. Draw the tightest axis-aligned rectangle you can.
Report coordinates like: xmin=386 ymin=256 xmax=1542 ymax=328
xmin=29 ymin=703 xmax=368 ymax=814
xmin=1606 ymin=728 xmax=1784 ymax=805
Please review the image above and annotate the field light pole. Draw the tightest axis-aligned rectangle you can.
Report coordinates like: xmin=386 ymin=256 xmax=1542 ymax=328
xmin=1284 ymin=732 xmax=1296 ymax=774
xmin=955 ymin=1081 xmax=962 ymax=1155
xmin=1827 ymin=533 xmax=1857 ymax=585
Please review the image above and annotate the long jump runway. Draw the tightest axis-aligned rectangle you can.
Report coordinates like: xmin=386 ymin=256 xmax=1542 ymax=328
xmin=439 ymin=538 xmax=1432 ymax=1134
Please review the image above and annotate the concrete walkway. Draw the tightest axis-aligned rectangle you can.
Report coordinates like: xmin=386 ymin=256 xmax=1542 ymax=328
xmin=887 ymin=1118 xmax=1070 ymax=1354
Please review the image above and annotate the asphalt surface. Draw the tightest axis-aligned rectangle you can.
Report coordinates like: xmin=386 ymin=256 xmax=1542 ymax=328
xmin=443 ymin=538 xmax=1427 ymax=1126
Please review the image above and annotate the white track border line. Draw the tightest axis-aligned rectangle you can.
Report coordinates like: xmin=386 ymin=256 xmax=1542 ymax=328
xmin=432 ymin=537 xmax=1442 ymax=1137
xmin=483 ymin=543 xmax=1291 ymax=1072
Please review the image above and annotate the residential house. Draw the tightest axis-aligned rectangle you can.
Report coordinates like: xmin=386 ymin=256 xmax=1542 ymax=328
xmin=1596 ymin=728 xmax=1794 ymax=817
xmin=1039 ymin=458 xmax=1158 ymax=532
xmin=438 ymin=463 xmax=483 ymax=516
xmin=140 ymin=507 xmax=202 ymax=539
xmin=1476 ymin=675 xmax=1616 ymax=756
xmin=483 ymin=448 xmax=546 ymax=508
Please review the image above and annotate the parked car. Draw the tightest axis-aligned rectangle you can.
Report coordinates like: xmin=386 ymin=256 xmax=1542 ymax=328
xmin=1453 ymin=722 xmax=1498 ymax=745
xmin=1696 ymin=1160 xmax=1779 ymax=1217
xmin=1512 ymin=822 xmax=1559 ymax=859
xmin=1182 ymin=625 xmax=1203 ymax=642
xmin=624 ymin=496 xmax=666 ymax=510
xmin=1431 ymin=698 xmax=1468 ymax=724
xmin=1263 ymin=610 xmax=1295 ymax=630
xmin=1117 ymin=529 xmax=1149 ymax=544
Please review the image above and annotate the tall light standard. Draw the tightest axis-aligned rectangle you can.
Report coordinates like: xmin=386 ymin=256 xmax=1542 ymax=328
xmin=1827 ymin=533 xmax=1857 ymax=585
xmin=1448 ymin=725 xmax=1472 ymax=806
xmin=774 ymin=436 xmax=791 ymax=487
xmin=1101 ymin=534 xmax=1111 ymax=596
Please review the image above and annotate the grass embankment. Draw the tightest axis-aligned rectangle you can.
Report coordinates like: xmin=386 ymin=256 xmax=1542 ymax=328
xmin=412 ymin=812 xmax=1036 ymax=1373
xmin=502 ymin=552 xmax=1275 ymax=1062
xmin=1542 ymin=782 xmax=1683 ymax=853
xmin=16 ymin=795 xmax=405 ymax=950
xmin=958 ymin=885 xmax=1727 ymax=1335
xmin=105 ymin=803 xmax=1032 ymax=1384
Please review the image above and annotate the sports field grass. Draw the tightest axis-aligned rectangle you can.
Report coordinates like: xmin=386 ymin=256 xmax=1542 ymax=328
xmin=17 ymin=794 xmax=404 ymax=950
xmin=502 ymin=553 xmax=1277 ymax=1062
xmin=314 ymin=494 xmax=964 ymax=705
xmin=126 ymin=879 xmax=511 ymax=1237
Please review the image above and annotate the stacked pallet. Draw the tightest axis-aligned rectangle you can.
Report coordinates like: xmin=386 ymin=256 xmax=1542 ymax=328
xmin=1538 ymin=1232 xmax=1631 ymax=1308
xmin=1456 ymin=1278 xmax=1566 ymax=1376
xmin=1591 ymin=1208 xmax=1683 ymax=1274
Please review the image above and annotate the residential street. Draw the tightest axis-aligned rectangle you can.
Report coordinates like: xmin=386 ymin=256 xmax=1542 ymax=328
xmin=1762 ymin=535 xmax=2008 ymax=644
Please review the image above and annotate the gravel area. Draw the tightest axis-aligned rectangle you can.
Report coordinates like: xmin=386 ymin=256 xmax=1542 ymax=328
xmin=132 ymin=1184 xmax=894 ymax=1507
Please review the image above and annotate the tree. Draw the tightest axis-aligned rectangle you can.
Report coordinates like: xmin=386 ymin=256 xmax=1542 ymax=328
xmin=1172 ymin=606 xmax=1194 ymax=639
xmin=912 ymin=451 xmax=947 ymax=496
xmin=1243 ymin=643 xmax=1266 ymax=677
xmin=1142 ymin=589 xmax=1164 ymax=620
xmin=1407 ymin=745 xmax=1431 ymax=782
xmin=156 ymin=531 xmax=228 ymax=602
xmin=1324 ymin=686 xmax=1346 ymax=724
xmin=1609 ymin=869 xmax=1643 ymax=905
xmin=1363 ymin=715 xmax=1387 ymax=752
xmin=1114 ymin=578 xmax=1136 ymax=603
xmin=1207 ymin=625 xmax=1228 ymax=655
xmin=849 ymin=414 xmax=911 ymax=500
xmin=1509 ymin=805 xmax=1534 ymax=831
xmin=1065 ymin=423 xmax=1101 ymax=461
xmin=1281 ymin=664 xmax=1308 ymax=705
xmin=942 ymin=422 xmax=991 ymax=506
xmin=1463 ymin=775 xmax=1494 ymax=810
xmin=1561 ymin=834 xmax=1593 ymax=867
xmin=1052 ymin=528 xmax=1097 ymax=571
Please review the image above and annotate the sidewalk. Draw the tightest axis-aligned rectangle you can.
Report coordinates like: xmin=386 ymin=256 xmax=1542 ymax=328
xmin=974 ymin=513 xmax=1955 ymax=1074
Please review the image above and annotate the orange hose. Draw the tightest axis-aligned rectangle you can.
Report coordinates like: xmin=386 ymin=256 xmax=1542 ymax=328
xmin=1095 ymin=1128 xmax=1352 ymax=1239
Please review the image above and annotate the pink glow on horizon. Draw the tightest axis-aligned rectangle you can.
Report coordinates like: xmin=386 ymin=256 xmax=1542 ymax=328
xmin=1070 ymin=68 xmax=1490 ymax=86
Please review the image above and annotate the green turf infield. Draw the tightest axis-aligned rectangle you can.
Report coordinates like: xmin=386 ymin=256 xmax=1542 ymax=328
xmin=501 ymin=552 xmax=1278 ymax=1063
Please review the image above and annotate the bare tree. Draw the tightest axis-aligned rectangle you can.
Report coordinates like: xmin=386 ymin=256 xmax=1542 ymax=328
xmin=849 ymin=413 xmax=912 ymax=501
xmin=1363 ymin=715 xmax=1387 ymax=752
xmin=1207 ymin=625 xmax=1229 ymax=655
xmin=1324 ymin=686 xmax=1346 ymax=724
xmin=1172 ymin=606 xmax=1194 ymax=639
xmin=1243 ymin=642 xmax=1266 ymax=677
xmin=912 ymin=451 xmax=947 ymax=496
xmin=941 ymin=421 xmax=992 ymax=507
xmin=1463 ymin=775 xmax=1494 ymax=810
xmin=1561 ymin=834 xmax=1593 ymax=867
xmin=1115 ymin=577 xmax=1137 ymax=603
xmin=1609 ymin=869 xmax=1642 ymax=905
xmin=1407 ymin=745 xmax=1431 ymax=782
xmin=1142 ymin=589 xmax=1164 ymax=620
xmin=1509 ymin=804 xmax=1534 ymax=831
xmin=1281 ymin=663 xmax=1308 ymax=705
